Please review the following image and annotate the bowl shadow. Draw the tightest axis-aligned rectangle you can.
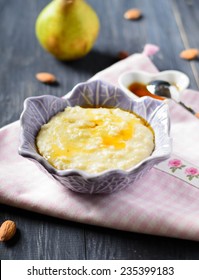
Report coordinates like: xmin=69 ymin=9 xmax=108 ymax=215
xmin=58 ymin=49 xmax=119 ymax=75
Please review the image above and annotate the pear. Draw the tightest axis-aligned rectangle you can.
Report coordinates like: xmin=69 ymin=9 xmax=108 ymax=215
xmin=35 ymin=0 xmax=100 ymax=60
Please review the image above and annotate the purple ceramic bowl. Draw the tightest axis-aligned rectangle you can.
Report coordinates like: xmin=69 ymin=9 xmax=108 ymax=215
xmin=18 ymin=80 xmax=171 ymax=194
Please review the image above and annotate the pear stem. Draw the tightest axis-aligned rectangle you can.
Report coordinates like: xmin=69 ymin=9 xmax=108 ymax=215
xmin=60 ymin=0 xmax=75 ymax=4
xmin=59 ymin=0 xmax=75 ymax=11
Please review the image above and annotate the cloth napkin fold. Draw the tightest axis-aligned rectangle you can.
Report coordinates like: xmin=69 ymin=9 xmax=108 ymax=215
xmin=1 ymin=49 xmax=199 ymax=241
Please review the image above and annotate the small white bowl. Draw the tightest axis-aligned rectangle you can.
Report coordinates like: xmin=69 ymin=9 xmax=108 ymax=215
xmin=118 ymin=70 xmax=190 ymax=101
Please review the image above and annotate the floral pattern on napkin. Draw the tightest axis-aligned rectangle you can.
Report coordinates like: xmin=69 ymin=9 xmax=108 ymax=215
xmin=156 ymin=157 xmax=199 ymax=187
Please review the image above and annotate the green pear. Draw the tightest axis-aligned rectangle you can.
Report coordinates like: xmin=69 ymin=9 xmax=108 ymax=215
xmin=35 ymin=0 xmax=100 ymax=60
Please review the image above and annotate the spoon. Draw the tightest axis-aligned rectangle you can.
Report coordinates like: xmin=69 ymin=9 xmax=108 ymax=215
xmin=147 ymin=80 xmax=198 ymax=117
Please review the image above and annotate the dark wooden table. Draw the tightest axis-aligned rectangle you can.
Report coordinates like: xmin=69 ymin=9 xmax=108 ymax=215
xmin=1 ymin=0 xmax=199 ymax=260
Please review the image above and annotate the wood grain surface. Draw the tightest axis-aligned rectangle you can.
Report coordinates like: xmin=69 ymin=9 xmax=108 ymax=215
xmin=0 ymin=0 xmax=199 ymax=260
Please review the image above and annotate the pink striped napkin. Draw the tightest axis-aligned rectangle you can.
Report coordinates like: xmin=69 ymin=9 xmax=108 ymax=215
xmin=0 ymin=47 xmax=199 ymax=241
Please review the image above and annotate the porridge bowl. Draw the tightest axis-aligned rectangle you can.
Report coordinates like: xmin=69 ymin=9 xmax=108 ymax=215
xmin=19 ymin=80 xmax=171 ymax=194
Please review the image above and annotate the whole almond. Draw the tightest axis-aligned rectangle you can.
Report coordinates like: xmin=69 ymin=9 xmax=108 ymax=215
xmin=0 ymin=220 xmax=16 ymax=241
xmin=124 ymin=8 xmax=142 ymax=20
xmin=35 ymin=72 xmax=57 ymax=83
xmin=179 ymin=49 xmax=199 ymax=60
xmin=118 ymin=51 xmax=129 ymax=60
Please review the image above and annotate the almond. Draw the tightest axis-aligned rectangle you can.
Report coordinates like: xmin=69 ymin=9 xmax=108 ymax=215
xmin=118 ymin=51 xmax=129 ymax=60
xmin=0 ymin=220 xmax=16 ymax=241
xmin=179 ymin=49 xmax=199 ymax=60
xmin=35 ymin=72 xmax=57 ymax=83
xmin=124 ymin=8 xmax=142 ymax=20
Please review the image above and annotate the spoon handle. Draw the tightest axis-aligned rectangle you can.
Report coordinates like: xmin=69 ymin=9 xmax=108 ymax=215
xmin=178 ymin=101 xmax=199 ymax=118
